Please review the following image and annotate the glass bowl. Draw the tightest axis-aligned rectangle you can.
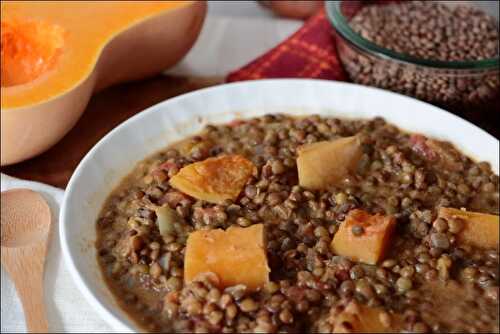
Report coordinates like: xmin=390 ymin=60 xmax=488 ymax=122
xmin=326 ymin=1 xmax=500 ymax=125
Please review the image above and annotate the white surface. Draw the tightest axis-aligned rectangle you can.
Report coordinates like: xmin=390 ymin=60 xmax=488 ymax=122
xmin=0 ymin=174 xmax=114 ymax=333
xmin=60 ymin=79 xmax=499 ymax=332
xmin=167 ymin=15 xmax=301 ymax=77
xmin=208 ymin=1 xmax=274 ymax=18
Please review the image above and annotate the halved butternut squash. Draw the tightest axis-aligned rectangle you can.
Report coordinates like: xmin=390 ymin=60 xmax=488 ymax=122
xmin=170 ymin=155 xmax=256 ymax=204
xmin=331 ymin=209 xmax=396 ymax=265
xmin=184 ymin=224 xmax=269 ymax=291
xmin=436 ymin=207 xmax=499 ymax=249
xmin=1 ymin=1 xmax=206 ymax=165
xmin=297 ymin=136 xmax=362 ymax=190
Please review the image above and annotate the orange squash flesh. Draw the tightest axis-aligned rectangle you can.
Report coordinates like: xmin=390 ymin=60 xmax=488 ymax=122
xmin=1 ymin=1 xmax=190 ymax=109
xmin=170 ymin=155 xmax=256 ymax=204
xmin=184 ymin=224 xmax=269 ymax=291
xmin=331 ymin=209 xmax=396 ymax=265
xmin=1 ymin=20 xmax=65 ymax=87
xmin=437 ymin=207 xmax=499 ymax=249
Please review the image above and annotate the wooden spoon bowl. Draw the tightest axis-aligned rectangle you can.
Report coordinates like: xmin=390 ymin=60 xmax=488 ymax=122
xmin=1 ymin=189 xmax=52 ymax=333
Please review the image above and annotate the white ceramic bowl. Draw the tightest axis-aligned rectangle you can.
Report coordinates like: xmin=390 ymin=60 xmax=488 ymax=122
xmin=60 ymin=79 xmax=499 ymax=332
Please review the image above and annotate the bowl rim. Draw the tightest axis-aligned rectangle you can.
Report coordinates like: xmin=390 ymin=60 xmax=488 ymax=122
xmin=326 ymin=0 xmax=500 ymax=70
xmin=60 ymin=78 xmax=499 ymax=333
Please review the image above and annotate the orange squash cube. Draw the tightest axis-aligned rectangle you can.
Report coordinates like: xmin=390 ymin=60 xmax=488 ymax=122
xmin=170 ymin=155 xmax=256 ymax=204
xmin=331 ymin=209 xmax=396 ymax=265
xmin=297 ymin=136 xmax=362 ymax=190
xmin=184 ymin=224 xmax=269 ymax=291
xmin=436 ymin=207 xmax=499 ymax=249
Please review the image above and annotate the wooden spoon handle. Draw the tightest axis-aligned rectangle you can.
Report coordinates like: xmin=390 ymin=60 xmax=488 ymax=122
xmin=1 ymin=243 xmax=49 ymax=333
xmin=15 ymin=278 xmax=49 ymax=333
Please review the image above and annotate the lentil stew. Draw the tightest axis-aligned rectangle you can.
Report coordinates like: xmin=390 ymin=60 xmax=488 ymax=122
xmin=96 ymin=114 xmax=499 ymax=333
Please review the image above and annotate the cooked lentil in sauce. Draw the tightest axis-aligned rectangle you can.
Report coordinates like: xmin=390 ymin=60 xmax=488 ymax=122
xmin=96 ymin=115 xmax=499 ymax=333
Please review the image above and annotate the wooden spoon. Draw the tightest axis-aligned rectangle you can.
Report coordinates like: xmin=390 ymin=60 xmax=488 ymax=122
xmin=1 ymin=189 xmax=51 ymax=333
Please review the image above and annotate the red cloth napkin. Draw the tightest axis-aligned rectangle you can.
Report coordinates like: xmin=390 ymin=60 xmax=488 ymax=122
xmin=227 ymin=8 xmax=348 ymax=82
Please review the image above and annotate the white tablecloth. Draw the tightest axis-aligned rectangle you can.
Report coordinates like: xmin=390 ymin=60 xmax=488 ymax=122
xmin=1 ymin=174 xmax=113 ymax=333
xmin=0 ymin=3 xmax=301 ymax=332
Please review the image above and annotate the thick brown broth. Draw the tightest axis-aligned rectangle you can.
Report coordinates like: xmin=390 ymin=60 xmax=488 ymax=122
xmin=96 ymin=114 xmax=499 ymax=333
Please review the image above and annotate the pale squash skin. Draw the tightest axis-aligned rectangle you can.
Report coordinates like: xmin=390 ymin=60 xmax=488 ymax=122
xmin=297 ymin=136 xmax=363 ymax=190
xmin=0 ymin=1 xmax=206 ymax=165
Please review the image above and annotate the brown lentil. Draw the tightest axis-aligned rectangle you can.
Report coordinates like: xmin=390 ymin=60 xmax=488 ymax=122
xmin=351 ymin=224 xmax=364 ymax=236
xmin=340 ymin=1 xmax=500 ymax=117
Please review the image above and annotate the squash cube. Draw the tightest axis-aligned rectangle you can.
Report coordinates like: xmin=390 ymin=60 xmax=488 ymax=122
xmin=331 ymin=209 xmax=396 ymax=265
xmin=170 ymin=155 xmax=256 ymax=204
xmin=184 ymin=224 xmax=269 ymax=291
xmin=436 ymin=207 xmax=499 ymax=249
xmin=297 ymin=136 xmax=362 ymax=190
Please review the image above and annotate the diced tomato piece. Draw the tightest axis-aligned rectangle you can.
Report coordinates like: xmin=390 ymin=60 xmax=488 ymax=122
xmin=409 ymin=134 xmax=437 ymax=160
